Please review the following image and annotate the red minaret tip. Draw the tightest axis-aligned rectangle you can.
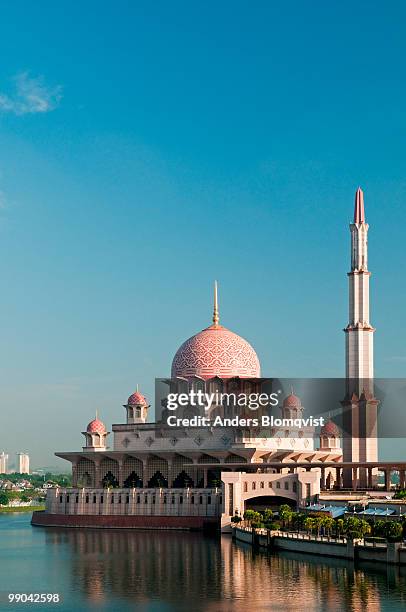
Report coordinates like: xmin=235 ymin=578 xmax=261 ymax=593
xmin=354 ymin=187 xmax=365 ymax=223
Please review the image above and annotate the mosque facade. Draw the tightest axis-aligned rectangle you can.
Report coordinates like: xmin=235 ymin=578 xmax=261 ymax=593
xmin=33 ymin=189 xmax=376 ymax=530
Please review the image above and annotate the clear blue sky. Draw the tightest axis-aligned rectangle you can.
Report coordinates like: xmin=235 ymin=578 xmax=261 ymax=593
xmin=0 ymin=1 xmax=405 ymax=466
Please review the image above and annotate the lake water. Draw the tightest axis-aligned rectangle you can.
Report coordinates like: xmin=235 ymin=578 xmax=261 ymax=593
xmin=0 ymin=513 xmax=405 ymax=611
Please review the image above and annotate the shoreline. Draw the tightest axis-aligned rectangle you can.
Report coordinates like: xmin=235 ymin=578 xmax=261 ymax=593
xmin=0 ymin=506 xmax=45 ymax=513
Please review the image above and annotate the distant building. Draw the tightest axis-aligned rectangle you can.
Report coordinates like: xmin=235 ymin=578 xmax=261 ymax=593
xmin=0 ymin=452 xmax=8 ymax=474
xmin=17 ymin=453 xmax=30 ymax=474
xmin=1 ymin=480 xmax=17 ymax=490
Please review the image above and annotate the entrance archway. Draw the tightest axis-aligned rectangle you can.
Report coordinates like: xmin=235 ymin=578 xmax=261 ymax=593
xmin=244 ymin=495 xmax=296 ymax=513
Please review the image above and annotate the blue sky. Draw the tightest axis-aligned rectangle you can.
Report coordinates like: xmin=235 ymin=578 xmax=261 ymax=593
xmin=0 ymin=2 xmax=405 ymax=466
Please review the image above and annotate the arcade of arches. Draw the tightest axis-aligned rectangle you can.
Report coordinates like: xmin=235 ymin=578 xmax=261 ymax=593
xmin=73 ymin=453 xmax=248 ymax=489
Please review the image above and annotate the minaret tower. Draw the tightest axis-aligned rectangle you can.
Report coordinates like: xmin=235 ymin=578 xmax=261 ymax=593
xmin=343 ymin=188 xmax=378 ymax=487
xmin=345 ymin=187 xmax=374 ymax=382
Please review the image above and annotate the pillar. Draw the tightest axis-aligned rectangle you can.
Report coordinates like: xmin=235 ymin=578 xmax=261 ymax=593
xmin=118 ymin=459 xmax=124 ymax=488
xmin=335 ymin=467 xmax=341 ymax=489
xmin=384 ymin=469 xmax=390 ymax=491
xmin=352 ymin=467 xmax=358 ymax=491
xmin=367 ymin=467 xmax=373 ymax=489
xmin=142 ymin=460 xmax=148 ymax=488
xmin=320 ymin=467 xmax=326 ymax=491
xmin=72 ymin=461 xmax=78 ymax=487
xmin=94 ymin=460 xmax=101 ymax=488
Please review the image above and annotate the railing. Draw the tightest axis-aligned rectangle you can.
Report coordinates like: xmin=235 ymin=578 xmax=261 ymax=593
xmin=235 ymin=525 xmax=348 ymax=544
xmin=260 ymin=529 xmax=347 ymax=544
xmin=235 ymin=526 xmax=406 ymax=550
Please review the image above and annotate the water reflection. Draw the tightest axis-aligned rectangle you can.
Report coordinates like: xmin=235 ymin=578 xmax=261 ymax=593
xmin=43 ymin=528 xmax=406 ymax=611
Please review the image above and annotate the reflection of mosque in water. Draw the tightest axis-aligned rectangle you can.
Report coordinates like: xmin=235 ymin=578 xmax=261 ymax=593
xmin=45 ymin=529 xmax=223 ymax=606
xmin=43 ymin=529 xmax=405 ymax=610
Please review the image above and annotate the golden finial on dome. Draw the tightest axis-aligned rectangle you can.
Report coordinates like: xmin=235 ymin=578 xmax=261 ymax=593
xmin=213 ymin=280 xmax=219 ymax=326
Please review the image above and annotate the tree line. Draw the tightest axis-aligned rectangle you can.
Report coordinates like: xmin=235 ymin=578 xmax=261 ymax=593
xmin=231 ymin=504 xmax=404 ymax=542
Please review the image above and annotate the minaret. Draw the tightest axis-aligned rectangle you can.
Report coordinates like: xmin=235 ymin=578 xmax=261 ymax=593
xmin=342 ymin=188 xmax=378 ymax=487
xmin=345 ymin=187 xmax=374 ymax=382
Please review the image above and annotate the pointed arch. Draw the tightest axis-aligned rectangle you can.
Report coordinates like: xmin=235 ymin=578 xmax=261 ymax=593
xmin=100 ymin=457 xmax=119 ymax=488
xmin=77 ymin=458 xmax=95 ymax=487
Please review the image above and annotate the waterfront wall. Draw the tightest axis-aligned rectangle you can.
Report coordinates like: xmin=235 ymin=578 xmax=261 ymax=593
xmin=233 ymin=527 xmax=406 ymax=565
xmin=33 ymin=487 xmax=222 ymax=531
xmin=46 ymin=487 xmax=222 ymax=518
xmin=31 ymin=511 xmax=217 ymax=531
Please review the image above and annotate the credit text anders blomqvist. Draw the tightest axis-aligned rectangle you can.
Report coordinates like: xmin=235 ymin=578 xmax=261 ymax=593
xmin=165 ymin=390 xmax=325 ymax=428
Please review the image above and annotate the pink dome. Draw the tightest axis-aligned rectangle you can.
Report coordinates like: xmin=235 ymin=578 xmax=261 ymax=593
xmin=171 ymin=324 xmax=260 ymax=380
xmin=283 ymin=393 xmax=301 ymax=408
xmin=86 ymin=418 xmax=106 ymax=434
xmin=127 ymin=391 xmax=148 ymax=407
xmin=321 ymin=420 xmax=340 ymax=436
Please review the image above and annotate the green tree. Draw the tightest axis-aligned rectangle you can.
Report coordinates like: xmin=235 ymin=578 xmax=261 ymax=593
xmin=344 ymin=516 xmax=361 ymax=539
xmin=0 ymin=492 xmax=9 ymax=506
xmin=313 ymin=516 xmax=324 ymax=536
xmin=263 ymin=508 xmax=273 ymax=524
xmin=383 ymin=521 xmax=403 ymax=542
xmin=344 ymin=516 xmax=371 ymax=539
xmin=295 ymin=512 xmax=306 ymax=531
xmin=290 ymin=512 xmax=301 ymax=532
xmin=243 ymin=509 xmax=261 ymax=526
xmin=336 ymin=518 xmax=345 ymax=537
xmin=322 ymin=516 xmax=335 ymax=536
xmin=304 ymin=516 xmax=315 ymax=534
xmin=359 ymin=519 xmax=372 ymax=538
xmin=279 ymin=504 xmax=293 ymax=528
xmin=374 ymin=520 xmax=386 ymax=537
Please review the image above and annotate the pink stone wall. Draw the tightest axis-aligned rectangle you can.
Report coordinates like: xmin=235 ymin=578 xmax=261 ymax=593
xmin=31 ymin=511 xmax=218 ymax=531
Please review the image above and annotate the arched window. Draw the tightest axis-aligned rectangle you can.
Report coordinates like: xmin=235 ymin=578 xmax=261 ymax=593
xmin=102 ymin=471 xmax=119 ymax=488
xmin=123 ymin=471 xmax=143 ymax=488
xmin=148 ymin=471 xmax=168 ymax=488
xmin=100 ymin=458 xmax=119 ymax=487
xmin=173 ymin=470 xmax=194 ymax=488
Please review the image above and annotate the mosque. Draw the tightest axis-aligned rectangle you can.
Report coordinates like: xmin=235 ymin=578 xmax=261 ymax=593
xmin=32 ymin=188 xmax=378 ymax=531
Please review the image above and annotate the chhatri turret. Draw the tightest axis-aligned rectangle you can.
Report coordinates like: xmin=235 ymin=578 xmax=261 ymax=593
xmin=82 ymin=411 xmax=109 ymax=451
xmin=124 ymin=386 xmax=149 ymax=424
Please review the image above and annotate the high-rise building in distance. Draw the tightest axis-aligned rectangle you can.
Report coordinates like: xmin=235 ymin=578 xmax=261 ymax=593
xmin=16 ymin=452 xmax=30 ymax=474
xmin=0 ymin=452 xmax=8 ymax=474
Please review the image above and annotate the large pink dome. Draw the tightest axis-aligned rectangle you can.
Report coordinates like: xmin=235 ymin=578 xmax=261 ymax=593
xmin=171 ymin=323 xmax=261 ymax=379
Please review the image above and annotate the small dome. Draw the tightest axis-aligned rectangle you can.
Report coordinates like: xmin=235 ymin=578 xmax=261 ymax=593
xmin=127 ymin=391 xmax=148 ymax=407
xmin=283 ymin=393 xmax=301 ymax=408
xmin=321 ymin=420 xmax=340 ymax=436
xmin=86 ymin=418 xmax=106 ymax=434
